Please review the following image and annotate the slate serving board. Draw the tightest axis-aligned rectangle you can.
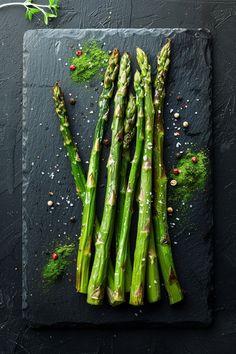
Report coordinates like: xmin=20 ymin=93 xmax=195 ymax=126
xmin=22 ymin=28 xmax=213 ymax=327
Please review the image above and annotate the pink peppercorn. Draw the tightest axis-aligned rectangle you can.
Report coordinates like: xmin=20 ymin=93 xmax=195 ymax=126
xmin=69 ymin=64 xmax=76 ymax=71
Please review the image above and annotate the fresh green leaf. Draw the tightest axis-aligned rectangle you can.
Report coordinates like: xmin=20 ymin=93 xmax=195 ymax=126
xmin=29 ymin=8 xmax=40 ymax=15
xmin=43 ymin=13 xmax=49 ymax=25
xmin=25 ymin=7 xmax=40 ymax=21
xmin=25 ymin=9 xmax=32 ymax=21
xmin=47 ymin=13 xmax=57 ymax=18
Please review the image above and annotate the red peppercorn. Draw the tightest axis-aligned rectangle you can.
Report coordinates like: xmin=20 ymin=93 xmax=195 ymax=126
xmin=103 ymin=138 xmax=111 ymax=147
xmin=192 ymin=156 xmax=198 ymax=164
xmin=173 ymin=168 xmax=180 ymax=175
xmin=52 ymin=252 xmax=58 ymax=260
xmin=75 ymin=50 xmax=82 ymax=57
xmin=69 ymin=64 xmax=76 ymax=71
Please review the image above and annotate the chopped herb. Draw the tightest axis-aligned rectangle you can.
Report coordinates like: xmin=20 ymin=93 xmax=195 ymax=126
xmin=169 ymin=149 xmax=208 ymax=204
xmin=69 ymin=41 xmax=110 ymax=84
xmin=42 ymin=243 xmax=75 ymax=287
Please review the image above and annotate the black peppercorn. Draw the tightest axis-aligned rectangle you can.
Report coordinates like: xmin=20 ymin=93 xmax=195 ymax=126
xmin=176 ymin=95 xmax=183 ymax=101
xmin=69 ymin=97 xmax=76 ymax=105
xmin=70 ymin=216 xmax=76 ymax=223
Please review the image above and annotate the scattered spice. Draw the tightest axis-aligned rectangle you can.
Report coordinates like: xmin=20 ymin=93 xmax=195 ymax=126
xmin=103 ymin=138 xmax=110 ymax=146
xmin=70 ymin=216 xmax=76 ymax=223
xmin=69 ymin=64 xmax=76 ymax=71
xmin=48 ymin=191 xmax=54 ymax=196
xmin=52 ymin=252 xmax=58 ymax=260
xmin=176 ymin=95 xmax=183 ymax=101
xmin=174 ymin=112 xmax=180 ymax=119
xmin=169 ymin=149 xmax=208 ymax=204
xmin=183 ymin=121 xmax=189 ymax=128
xmin=75 ymin=49 xmax=83 ymax=57
xmin=170 ymin=179 xmax=178 ymax=186
xmin=173 ymin=168 xmax=180 ymax=175
xmin=167 ymin=207 xmax=174 ymax=215
xmin=69 ymin=97 xmax=76 ymax=105
xmin=69 ymin=41 xmax=109 ymax=84
xmin=192 ymin=156 xmax=198 ymax=164
xmin=42 ymin=243 xmax=75 ymax=287
xmin=47 ymin=200 xmax=54 ymax=207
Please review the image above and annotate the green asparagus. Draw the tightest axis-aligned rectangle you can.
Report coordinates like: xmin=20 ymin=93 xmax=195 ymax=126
xmin=115 ymin=93 xmax=136 ymax=248
xmin=76 ymin=49 xmax=119 ymax=294
xmin=130 ymin=49 xmax=155 ymax=306
xmin=87 ymin=53 xmax=131 ymax=305
xmin=146 ymin=223 xmax=161 ymax=303
xmin=52 ymin=82 xmax=115 ymax=296
xmin=52 ymin=82 xmax=86 ymax=201
xmin=153 ymin=39 xmax=183 ymax=304
xmin=113 ymin=70 xmax=145 ymax=304
xmin=113 ymin=92 xmax=136 ymax=295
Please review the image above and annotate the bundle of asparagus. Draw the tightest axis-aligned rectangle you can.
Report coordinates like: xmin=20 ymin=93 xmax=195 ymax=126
xmin=87 ymin=53 xmax=131 ymax=305
xmin=76 ymin=48 xmax=119 ymax=294
xmin=52 ymin=40 xmax=183 ymax=306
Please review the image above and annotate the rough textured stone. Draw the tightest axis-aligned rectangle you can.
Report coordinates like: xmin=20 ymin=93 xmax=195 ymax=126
xmin=22 ymin=28 xmax=212 ymax=327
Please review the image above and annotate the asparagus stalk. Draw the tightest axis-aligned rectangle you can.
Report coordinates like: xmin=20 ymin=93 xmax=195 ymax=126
xmin=115 ymin=93 xmax=136 ymax=248
xmin=146 ymin=223 xmax=161 ymax=303
xmin=114 ymin=93 xmax=136 ymax=294
xmin=76 ymin=49 xmax=119 ymax=293
xmin=153 ymin=39 xmax=183 ymax=304
xmin=113 ymin=70 xmax=145 ymax=304
xmin=87 ymin=53 xmax=131 ymax=305
xmin=52 ymin=82 xmax=115 ymax=296
xmin=52 ymin=82 xmax=86 ymax=201
xmin=130 ymin=49 xmax=155 ymax=306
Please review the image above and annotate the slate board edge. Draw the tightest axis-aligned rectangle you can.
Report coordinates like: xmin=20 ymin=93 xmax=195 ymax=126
xmin=22 ymin=28 xmax=213 ymax=328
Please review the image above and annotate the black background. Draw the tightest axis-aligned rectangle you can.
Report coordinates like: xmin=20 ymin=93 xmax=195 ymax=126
xmin=0 ymin=0 xmax=235 ymax=353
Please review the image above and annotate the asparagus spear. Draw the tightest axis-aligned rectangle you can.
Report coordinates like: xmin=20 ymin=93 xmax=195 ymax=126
xmin=115 ymin=93 xmax=136 ymax=248
xmin=153 ymin=39 xmax=183 ymax=304
xmin=52 ymin=82 xmax=115 ymax=295
xmin=87 ymin=53 xmax=131 ymax=305
xmin=76 ymin=49 xmax=119 ymax=294
xmin=52 ymin=82 xmax=86 ymax=201
xmin=130 ymin=49 xmax=155 ymax=306
xmin=146 ymin=223 xmax=161 ymax=303
xmin=113 ymin=92 xmax=136 ymax=294
xmin=113 ymin=70 xmax=144 ymax=304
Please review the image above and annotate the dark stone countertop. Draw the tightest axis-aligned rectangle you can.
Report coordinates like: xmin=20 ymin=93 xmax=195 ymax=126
xmin=0 ymin=0 xmax=236 ymax=353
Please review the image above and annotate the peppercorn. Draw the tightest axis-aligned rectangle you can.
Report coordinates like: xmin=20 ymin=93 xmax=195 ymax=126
xmin=176 ymin=95 xmax=183 ymax=101
xmin=167 ymin=207 xmax=174 ymax=215
xmin=47 ymin=200 xmax=54 ymax=207
xmin=70 ymin=216 xmax=76 ymax=223
xmin=174 ymin=112 xmax=180 ymax=119
xmin=69 ymin=97 xmax=76 ymax=105
xmin=192 ymin=156 xmax=198 ymax=164
xmin=170 ymin=179 xmax=177 ymax=186
xmin=183 ymin=121 xmax=189 ymax=128
xmin=69 ymin=64 xmax=76 ymax=71
xmin=52 ymin=252 xmax=58 ymax=260
xmin=103 ymin=138 xmax=110 ymax=146
xmin=75 ymin=50 xmax=82 ymax=57
xmin=173 ymin=168 xmax=180 ymax=175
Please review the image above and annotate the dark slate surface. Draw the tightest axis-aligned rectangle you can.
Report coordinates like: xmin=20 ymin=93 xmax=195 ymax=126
xmin=22 ymin=28 xmax=212 ymax=327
